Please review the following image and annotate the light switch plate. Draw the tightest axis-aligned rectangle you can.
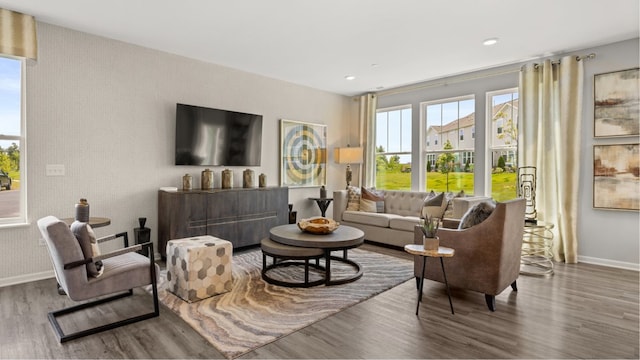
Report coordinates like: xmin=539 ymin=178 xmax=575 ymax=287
xmin=46 ymin=164 xmax=65 ymax=176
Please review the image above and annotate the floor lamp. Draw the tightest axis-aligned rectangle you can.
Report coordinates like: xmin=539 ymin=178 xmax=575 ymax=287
xmin=334 ymin=146 xmax=363 ymax=188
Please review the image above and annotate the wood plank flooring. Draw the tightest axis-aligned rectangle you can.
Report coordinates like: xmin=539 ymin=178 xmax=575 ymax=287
xmin=0 ymin=243 xmax=638 ymax=359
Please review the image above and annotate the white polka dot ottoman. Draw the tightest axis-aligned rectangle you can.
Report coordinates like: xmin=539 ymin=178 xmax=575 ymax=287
xmin=166 ymin=235 xmax=233 ymax=303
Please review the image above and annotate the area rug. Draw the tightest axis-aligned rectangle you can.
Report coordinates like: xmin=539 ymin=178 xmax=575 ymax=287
xmin=155 ymin=248 xmax=413 ymax=359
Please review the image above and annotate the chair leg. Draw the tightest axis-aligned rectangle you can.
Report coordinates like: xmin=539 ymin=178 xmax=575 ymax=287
xmin=511 ymin=280 xmax=518 ymax=291
xmin=485 ymin=294 xmax=496 ymax=312
xmin=48 ymin=289 xmax=159 ymax=343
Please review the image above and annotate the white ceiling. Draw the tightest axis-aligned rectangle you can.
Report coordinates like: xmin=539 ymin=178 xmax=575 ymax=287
xmin=1 ymin=0 xmax=638 ymax=96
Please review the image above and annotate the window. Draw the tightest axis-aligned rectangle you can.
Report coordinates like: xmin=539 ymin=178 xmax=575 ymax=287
xmin=487 ymin=89 xmax=519 ymax=201
xmin=375 ymin=105 xmax=412 ymax=190
xmin=0 ymin=56 xmax=26 ymax=225
xmin=422 ymin=95 xmax=475 ymax=194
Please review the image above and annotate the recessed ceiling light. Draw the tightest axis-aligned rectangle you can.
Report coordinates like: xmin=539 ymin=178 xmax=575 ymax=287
xmin=483 ymin=38 xmax=499 ymax=46
xmin=345 ymin=75 xmax=356 ymax=81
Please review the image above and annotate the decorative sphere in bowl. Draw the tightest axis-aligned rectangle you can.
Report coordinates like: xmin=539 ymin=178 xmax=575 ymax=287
xmin=297 ymin=217 xmax=340 ymax=234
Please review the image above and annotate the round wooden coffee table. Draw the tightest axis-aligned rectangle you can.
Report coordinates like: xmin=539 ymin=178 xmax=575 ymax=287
xmin=269 ymin=224 xmax=365 ymax=286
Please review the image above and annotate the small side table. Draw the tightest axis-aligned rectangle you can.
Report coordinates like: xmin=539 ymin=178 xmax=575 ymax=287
xmin=308 ymin=197 xmax=333 ymax=217
xmin=520 ymin=220 xmax=554 ymax=276
xmin=404 ymin=244 xmax=455 ymax=315
xmin=61 ymin=216 xmax=111 ymax=228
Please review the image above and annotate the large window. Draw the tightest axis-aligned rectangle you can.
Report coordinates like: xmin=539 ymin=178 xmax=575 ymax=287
xmin=487 ymin=89 xmax=519 ymax=201
xmin=422 ymin=96 xmax=475 ymax=194
xmin=0 ymin=56 xmax=26 ymax=225
xmin=375 ymin=105 xmax=412 ymax=190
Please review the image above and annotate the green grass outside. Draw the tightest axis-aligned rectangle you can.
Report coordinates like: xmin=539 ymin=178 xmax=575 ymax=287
xmin=7 ymin=170 xmax=20 ymax=190
xmin=376 ymin=171 xmax=517 ymax=202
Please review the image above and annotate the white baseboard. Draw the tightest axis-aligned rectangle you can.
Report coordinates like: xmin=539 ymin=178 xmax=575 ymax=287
xmin=0 ymin=270 xmax=55 ymax=288
xmin=578 ymin=255 xmax=640 ymax=271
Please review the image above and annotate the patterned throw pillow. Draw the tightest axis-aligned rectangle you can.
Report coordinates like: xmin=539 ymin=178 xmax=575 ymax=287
xmin=443 ymin=189 xmax=465 ymax=219
xmin=458 ymin=201 xmax=495 ymax=229
xmin=421 ymin=191 xmax=447 ymax=219
xmin=70 ymin=221 xmax=104 ymax=277
xmin=346 ymin=185 xmax=361 ymax=211
xmin=360 ymin=187 xmax=385 ymax=213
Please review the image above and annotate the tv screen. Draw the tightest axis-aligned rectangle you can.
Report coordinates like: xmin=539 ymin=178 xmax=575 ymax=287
xmin=175 ymin=103 xmax=263 ymax=166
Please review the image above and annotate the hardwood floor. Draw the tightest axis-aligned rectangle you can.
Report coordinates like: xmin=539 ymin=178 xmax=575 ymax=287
xmin=0 ymin=243 xmax=638 ymax=359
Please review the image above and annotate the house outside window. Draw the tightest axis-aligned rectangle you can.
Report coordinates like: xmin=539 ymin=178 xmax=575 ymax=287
xmin=422 ymin=95 xmax=475 ymax=194
xmin=487 ymin=88 xmax=519 ymax=201
xmin=0 ymin=55 xmax=26 ymax=225
xmin=375 ymin=105 xmax=412 ymax=190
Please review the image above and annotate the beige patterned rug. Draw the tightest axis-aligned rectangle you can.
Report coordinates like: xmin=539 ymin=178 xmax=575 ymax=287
xmin=155 ymin=248 xmax=414 ymax=359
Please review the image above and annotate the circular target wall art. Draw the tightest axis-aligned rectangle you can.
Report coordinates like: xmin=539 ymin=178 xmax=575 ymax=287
xmin=280 ymin=119 xmax=327 ymax=187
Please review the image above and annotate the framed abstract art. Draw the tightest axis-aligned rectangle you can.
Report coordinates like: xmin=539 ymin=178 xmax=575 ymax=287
xmin=593 ymin=143 xmax=639 ymax=211
xmin=280 ymin=119 xmax=327 ymax=187
xmin=594 ymin=68 xmax=639 ymax=138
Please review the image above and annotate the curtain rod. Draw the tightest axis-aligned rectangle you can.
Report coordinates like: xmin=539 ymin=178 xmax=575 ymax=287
xmin=531 ymin=52 xmax=596 ymax=69
xmin=375 ymin=52 xmax=596 ymax=98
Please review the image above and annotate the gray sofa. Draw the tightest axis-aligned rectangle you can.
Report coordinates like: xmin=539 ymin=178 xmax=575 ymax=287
xmin=333 ymin=189 xmax=490 ymax=248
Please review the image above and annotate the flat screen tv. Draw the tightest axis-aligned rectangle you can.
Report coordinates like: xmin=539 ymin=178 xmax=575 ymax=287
xmin=175 ymin=103 xmax=263 ymax=166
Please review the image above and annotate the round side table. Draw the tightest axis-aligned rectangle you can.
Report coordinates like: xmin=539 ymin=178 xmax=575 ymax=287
xmin=404 ymin=244 xmax=455 ymax=315
xmin=520 ymin=220 xmax=554 ymax=276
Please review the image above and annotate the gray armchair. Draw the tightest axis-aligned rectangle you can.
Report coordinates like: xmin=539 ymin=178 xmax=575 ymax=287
xmin=37 ymin=216 xmax=159 ymax=342
xmin=413 ymin=198 xmax=525 ymax=311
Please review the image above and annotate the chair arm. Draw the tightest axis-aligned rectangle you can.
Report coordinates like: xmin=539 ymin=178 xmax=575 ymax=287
xmin=63 ymin=242 xmax=153 ymax=270
xmin=97 ymin=231 xmax=129 ymax=247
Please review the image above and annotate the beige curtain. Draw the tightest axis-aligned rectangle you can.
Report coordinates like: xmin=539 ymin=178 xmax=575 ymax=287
xmin=0 ymin=8 xmax=38 ymax=59
xmin=518 ymin=56 xmax=583 ymax=263
xmin=359 ymin=93 xmax=377 ymax=188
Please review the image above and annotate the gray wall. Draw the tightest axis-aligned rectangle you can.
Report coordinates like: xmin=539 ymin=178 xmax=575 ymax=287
xmin=0 ymin=22 xmax=358 ymax=286
xmin=377 ymin=38 xmax=640 ymax=269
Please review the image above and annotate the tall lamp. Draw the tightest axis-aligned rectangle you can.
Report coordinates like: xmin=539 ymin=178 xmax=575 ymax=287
xmin=334 ymin=146 xmax=363 ymax=188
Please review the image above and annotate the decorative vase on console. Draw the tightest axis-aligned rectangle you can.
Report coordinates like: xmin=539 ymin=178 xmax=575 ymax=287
xmin=419 ymin=215 xmax=440 ymax=250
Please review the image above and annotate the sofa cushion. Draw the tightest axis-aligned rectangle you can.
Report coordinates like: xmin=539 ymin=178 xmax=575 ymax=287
xmin=70 ymin=221 xmax=104 ymax=277
xmin=389 ymin=216 xmax=421 ymax=232
xmin=360 ymin=187 xmax=384 ymax=213
xmin=421 ymin=192 xmax=448 ymax=219
xmin=343 ymin=210 xmax=402 ymax=228
xmin=346 ymin=186 xmax=361 ymax=211
xmin=459 ymin=201 xmax=496 ymax=229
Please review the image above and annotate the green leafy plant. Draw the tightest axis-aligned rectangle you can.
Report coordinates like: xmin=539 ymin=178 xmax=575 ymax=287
xmin=420 ymin=215 xmax=440 ymax=238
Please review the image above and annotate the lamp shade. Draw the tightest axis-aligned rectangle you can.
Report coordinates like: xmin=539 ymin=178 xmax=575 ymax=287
xmin=334 ymin=147 xmax=363 ymax=164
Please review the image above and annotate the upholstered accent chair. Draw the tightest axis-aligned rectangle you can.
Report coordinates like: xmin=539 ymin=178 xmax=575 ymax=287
xmin=37 ymin=216 xmax=159 ymax=342
xmin=413 ymin=198 xmax=526 ymax=311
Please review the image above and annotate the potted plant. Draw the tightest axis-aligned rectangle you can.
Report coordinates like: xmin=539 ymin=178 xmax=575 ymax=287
xmin=420 ymin=214 xmax=440 ymax=250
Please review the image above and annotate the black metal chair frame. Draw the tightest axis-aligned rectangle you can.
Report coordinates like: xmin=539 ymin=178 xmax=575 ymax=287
xmin=48 ymin=232 xmax=159 ymax=343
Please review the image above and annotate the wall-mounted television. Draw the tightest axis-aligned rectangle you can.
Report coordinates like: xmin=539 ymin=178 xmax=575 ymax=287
xmin=175 ymin=103 xmax=263 ymax=166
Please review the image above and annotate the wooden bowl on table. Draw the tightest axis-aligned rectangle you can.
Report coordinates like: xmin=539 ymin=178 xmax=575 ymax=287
xmin=297 ymin=217 xmax=340 ymax=235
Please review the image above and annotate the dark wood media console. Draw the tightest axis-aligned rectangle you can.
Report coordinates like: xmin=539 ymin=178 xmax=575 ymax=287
xmin=158 ymin=187 xmax=288 ymax=259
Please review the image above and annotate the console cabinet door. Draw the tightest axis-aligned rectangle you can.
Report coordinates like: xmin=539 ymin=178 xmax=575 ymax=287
xmin=205 ymin=190 xmax=238 ymax=243
xmin=158 ymin=191 xmax=207 ymax=258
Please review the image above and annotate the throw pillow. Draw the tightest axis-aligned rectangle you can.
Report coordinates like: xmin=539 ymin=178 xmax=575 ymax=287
xmin=458 ymin=201 xmax=495 ymax=229
xmin=421 ymin=191 xmax=447 ymax=219
xmin=346 ymin=185 xmax=361 ymax=211
xmin=443 ymin=189 xmax=465 ymax=219
xmin=70 ymin=221 xmax=104 ymax=277
xmin=360 ymin=187 xmax=385 ymax=213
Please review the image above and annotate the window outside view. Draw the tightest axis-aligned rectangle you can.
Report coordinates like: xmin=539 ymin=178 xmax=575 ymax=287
xmin=374 ymin=90 xmax=519 ymax=201
xmin=0 ymin=56 xmax=22 ymax=221
xmin=424 ymin=96 xmax=476 ymax=195
xmin=375 ymin=106 xmax=412 ymax=190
